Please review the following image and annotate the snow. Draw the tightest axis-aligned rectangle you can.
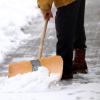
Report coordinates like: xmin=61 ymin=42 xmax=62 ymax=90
xmin=0 ymin=78 xmax=100 ymax=100
xmin=0 ymin=66 xmax=61 ymax=93
xmin=0 ymin=0 xmax=100 ymax=100
xmin=0 ymin=0 xmax=40 ymax=64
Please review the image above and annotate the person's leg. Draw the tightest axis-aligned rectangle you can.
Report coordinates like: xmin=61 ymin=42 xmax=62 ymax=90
xmin=74 ymin=0 xmax=86 ymax=48
xmin=73 ymin=0 xmax=88 ymax=73
xmin=55 ymin=1 xmax=80 ymax=79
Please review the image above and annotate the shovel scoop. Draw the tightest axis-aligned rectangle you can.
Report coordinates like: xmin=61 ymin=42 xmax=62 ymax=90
xmin=8 ymin=20 xmax=63 ymax=79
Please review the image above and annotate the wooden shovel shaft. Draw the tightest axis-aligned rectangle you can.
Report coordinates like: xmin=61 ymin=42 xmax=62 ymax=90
xmin=38 ymin=19 xmax=48 ymax=59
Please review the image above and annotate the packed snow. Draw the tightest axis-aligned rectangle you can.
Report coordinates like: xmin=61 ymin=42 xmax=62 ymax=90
xmin=0 ymin=0 xmax=40 ymax=64
xmin=0 ymin=0 xmax=100 ymax=100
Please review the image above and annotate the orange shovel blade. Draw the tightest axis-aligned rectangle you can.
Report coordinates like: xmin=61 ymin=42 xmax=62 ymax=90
xmin=8 ymin=55 xmax=63 ymax=78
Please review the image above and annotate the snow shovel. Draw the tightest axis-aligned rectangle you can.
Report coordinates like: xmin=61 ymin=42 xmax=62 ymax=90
xmin=8 ymin=19 xmax=63 ymax=79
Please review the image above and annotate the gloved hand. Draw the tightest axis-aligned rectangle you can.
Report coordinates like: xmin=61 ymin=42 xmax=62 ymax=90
xmin=41 ymin=9 xmax=53 ymax=20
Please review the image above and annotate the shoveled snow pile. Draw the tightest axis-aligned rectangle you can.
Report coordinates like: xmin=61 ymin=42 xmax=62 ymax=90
xmin=0 ymin=66 xmax=60 ymax=93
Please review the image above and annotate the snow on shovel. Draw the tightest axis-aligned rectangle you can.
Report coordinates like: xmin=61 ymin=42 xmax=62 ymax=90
xmin=8 ymin=19 xmax=63 ymax=80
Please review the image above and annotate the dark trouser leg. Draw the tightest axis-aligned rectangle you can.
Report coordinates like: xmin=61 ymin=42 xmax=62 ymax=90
xmin=55 ymin=1 xmax=80 ymax=78
xmin=73 ymin=0 xmax=88 ymax=73
xmin=73 ymin=0 xmax=87 ymax=49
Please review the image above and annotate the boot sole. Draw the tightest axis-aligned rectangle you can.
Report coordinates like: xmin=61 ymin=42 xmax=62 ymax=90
xmin=73 ymin=69 xmax=88 ymax=74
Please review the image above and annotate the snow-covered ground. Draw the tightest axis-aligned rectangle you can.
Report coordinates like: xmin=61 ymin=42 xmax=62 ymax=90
xmin=0 ymin=0 xmax=100 ymax=100
xmin=0 ymin=0 xmax=40 ymax=65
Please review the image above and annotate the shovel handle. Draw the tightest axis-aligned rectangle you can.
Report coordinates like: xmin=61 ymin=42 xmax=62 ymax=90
xmin=38 ymin=19 xmax=49 ymax=59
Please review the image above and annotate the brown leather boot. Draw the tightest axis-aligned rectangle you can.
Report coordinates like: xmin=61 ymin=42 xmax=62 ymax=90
xmin=73 ymin=48 xmax=88 ymax=74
